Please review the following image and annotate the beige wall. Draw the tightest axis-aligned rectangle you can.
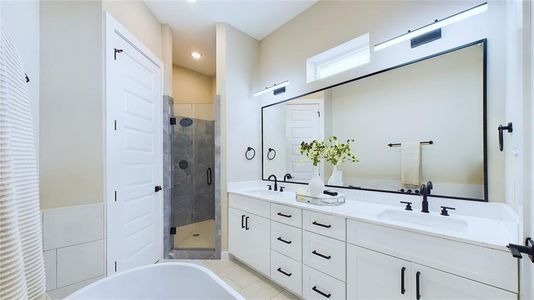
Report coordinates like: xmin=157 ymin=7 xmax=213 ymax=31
xmin=172 ymin=65 xmax=215 ymax=120
xmin=162 ymin=24 xmax=173 ymax=96
xmin=102 ymin=0 xmax=162 ymax=59
xmin=216 ymin=23 xmax=260 ymax=251
xmin=258 ymin=0 xmax=507 ymax=201
xmin=40 ymin=0 xmax=169 ymax=209
xmin=40 ymin=1 xmax=104 ymax=209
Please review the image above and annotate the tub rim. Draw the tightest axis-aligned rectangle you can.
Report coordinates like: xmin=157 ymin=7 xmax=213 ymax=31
xmin=64 ymin=262 xmax=244 ymax=300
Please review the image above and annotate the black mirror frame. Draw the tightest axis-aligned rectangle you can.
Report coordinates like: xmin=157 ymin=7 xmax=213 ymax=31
xmin=261 ymin=39 xmax=488 ymax=202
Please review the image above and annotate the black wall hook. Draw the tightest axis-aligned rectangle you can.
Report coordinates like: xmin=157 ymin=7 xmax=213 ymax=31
xmin=498 ymin=122 xmax=513 ymax=152
xmin=245 ymin=147 xmax=256 ymax=160
xmin=25 ymin=73 xmax=30 ymax=83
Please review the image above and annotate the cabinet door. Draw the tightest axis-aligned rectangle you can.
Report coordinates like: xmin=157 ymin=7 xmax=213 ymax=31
xmin=347 ymin=245 xmax=412 ymax=300
xmin=228 ymin=208 xmax=247 ymax=262
xmin=245 ymin=213 xmax=271 ymax=276
xmin=413 ymin=264 xmax=517 ymax=300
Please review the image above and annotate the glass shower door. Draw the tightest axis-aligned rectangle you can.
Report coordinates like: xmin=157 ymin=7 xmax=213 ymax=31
xmin=171 ymin=115 xmax=215 ymax=250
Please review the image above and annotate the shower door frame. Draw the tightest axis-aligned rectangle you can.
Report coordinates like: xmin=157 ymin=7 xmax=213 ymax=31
xmin=165 ymin=96 xmax=222 ymax=260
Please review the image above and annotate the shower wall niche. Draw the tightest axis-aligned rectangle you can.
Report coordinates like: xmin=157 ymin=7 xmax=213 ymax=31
xmin=172 ymin=115 xmax=215 ymax=250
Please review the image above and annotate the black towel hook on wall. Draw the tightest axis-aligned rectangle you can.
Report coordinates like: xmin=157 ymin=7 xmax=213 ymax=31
xmin=498 ymin=122 xmax=513 ymax=152
xmin=245 ymin=147 xmax=256 ymax=160
xmin=24 ymin=73 xmax=30 ymax=83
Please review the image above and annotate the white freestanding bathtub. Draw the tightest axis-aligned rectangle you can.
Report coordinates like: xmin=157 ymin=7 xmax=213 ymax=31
xmin=65 ymin=262 xmax=244 ymax=300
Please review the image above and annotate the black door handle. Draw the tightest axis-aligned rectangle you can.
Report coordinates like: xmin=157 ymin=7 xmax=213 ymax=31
xmin=277 ymin=237 xmax=292 ymax=244
xmin=416 ymin=271 xmax=421 ymax=300
xmin=400 ymin=267 xmax=406 ymax=294
xmin=154 ymin=186 xmax=162 ymax=192
xmin=241 ymin=215 xmax=245 ymax=229
xmin=207 ymin=167 xmax=212 ymax=185
xmin=276 ymin=268 xmax=292 ymax=277
xmin=498 ymin=122 xmax=513 ymax=151
xmin=312 ymin=286 xmax=331 ymax=298
xmin=312 ymin=221 xmax=331 ymax=228
xmin=312 ymin=250 xmax=331 ymax=260
xmin=245 ymin=216 xmax=250 ymax=230
xmin=277 ymin=212 xmax=292 ymax=218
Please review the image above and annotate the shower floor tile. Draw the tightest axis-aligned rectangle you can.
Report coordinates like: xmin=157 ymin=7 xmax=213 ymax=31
xmin=174 ymin=219 xmax=215 ymax=249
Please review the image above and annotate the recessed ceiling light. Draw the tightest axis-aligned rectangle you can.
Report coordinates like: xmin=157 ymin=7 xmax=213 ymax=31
xmin=186 ymin=0 xmax=196 ymax=3
xmin=191 ymin=51 xmax=202 ymax=60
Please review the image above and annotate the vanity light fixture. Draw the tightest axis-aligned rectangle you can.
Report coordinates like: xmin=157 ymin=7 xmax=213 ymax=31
xmin=374 ymin=2 xmax=488 ymax=51
xmin=191 ymin=51 xmax=202 ymax=60
xmin=254 ymin=81 xmax=290 ymax=97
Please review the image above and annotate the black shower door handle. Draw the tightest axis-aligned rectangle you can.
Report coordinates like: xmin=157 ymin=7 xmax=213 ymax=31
xmin=207 ymin=167 xmax=212 ymax=185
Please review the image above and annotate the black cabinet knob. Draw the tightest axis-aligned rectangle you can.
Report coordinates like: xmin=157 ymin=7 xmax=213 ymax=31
xmin=155 ymin=185 xmax=162 ymax=192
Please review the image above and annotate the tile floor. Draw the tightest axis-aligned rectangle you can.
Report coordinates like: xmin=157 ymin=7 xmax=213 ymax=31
xmin=173 ymin=256 xmax=300 ymax=300
xmin=174 ymin=219 xmax=215 ymax=249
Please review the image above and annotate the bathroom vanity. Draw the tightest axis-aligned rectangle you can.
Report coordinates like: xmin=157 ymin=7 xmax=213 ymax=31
xmin=227 ymin=183 xmax=519 ymax=300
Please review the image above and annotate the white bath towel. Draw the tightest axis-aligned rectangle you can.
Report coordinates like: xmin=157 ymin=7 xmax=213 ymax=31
xmin=401 ymin=141 xmax=421 ymax=188
xmin=0 ymin=25 xmax=46 ymax=299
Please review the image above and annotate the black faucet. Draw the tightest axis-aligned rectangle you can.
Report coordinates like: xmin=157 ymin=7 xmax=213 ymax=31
xmin=420 ymin=181 xmax=433 ymax=213
xmin=283 ymin=173 xmax=293 ymax=182
xmin=268 ymin=174 xmax=278 ymax=191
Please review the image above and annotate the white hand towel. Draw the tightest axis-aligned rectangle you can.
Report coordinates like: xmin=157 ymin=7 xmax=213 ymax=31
xmin=401 ymin=141 xmax=421 ymax=188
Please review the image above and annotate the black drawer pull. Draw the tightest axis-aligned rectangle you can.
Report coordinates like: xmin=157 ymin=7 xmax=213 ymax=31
xmin=312 ymin=286 xmax=331 ymax=298
xmin=276 ymin=267 xmax=292 ymax=277
xmin=401 ymin=267 xmax=406 ymax=294
xmin=312 ymin=221 xmax=331 ymax=228
xmin=312 ymin=250 xmax=331 ymax=260
xmin=241 ymin=215 xmax=245 ymax=229
xmin=277 ymin=237 xmax=292 ymax=244
xmin=277 ymin=212 xmax=292 ymax=218
xmin=245 ymin=216 xmax=250 ymax=230
xmin=416 ymin=271 xmax=421 ymax=300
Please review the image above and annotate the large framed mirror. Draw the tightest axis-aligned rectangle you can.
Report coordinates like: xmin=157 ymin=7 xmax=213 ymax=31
xmin=262 ymin=40 xmax=487 ymax=201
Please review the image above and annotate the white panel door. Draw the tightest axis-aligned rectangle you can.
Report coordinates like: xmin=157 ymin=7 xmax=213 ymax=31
xmin=106 ymin=15 xmax=163 ymax=274
xmin=347 ymin=245 xmax=412 ymax=300
xmin=285 ymin=103 xmax=321 ymax=181
xmin=413 ymin=264 xmax=516 ymax=300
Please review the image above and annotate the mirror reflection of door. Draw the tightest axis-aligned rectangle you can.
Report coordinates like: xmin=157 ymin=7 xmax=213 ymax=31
xmin=285 ymin=100 xmax=324 ymax=181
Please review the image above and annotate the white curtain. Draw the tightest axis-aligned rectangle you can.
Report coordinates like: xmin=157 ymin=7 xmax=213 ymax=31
xmin=0 ymin=26 xmax=46 ymax=299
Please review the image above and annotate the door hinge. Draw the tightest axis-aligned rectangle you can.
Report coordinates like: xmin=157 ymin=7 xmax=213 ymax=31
xmin=114 ymin=120 xmax=117 ymax=131
xmin=114 ymin=261 xmax=118 ymax=272
xmin=114 ymin=48 xmax=123 ymax=60
xmin=317 ymin=111 xmax=320 ymax=117
xmin=114 ymin=191 xmax=117 ymax=202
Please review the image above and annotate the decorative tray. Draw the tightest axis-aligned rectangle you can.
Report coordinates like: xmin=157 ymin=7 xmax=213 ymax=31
xmin=296 ymin=193 xmax=346 ymax=206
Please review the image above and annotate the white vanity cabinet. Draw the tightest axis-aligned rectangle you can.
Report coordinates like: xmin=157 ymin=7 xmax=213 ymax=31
xmin=347 ymin=245 xmax=412 ymax=299
xmin=228 ymin=195 xmax=270 ymax=276
xmin=347 ymin=244 xmax=516 ymax=300
xmin=228 ymin=191 xmax=518 ymax=300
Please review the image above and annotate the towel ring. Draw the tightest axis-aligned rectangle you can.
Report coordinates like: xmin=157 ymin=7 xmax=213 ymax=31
xmin=245 ymin=147 xmax=256 ymax=160
xmin=267 ymin=148 xmax=277 ymax=160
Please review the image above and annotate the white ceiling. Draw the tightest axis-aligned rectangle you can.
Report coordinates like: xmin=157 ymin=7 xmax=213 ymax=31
xmin=144 ymin=0 xmax=318 ymax=76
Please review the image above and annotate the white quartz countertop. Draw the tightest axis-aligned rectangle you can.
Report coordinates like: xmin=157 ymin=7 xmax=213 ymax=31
xmin=228 ymin=181 xmax=520 ymax=252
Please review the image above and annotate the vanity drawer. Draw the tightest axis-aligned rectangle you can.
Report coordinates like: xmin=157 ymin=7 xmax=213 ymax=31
xmin=303 ymin=210 xmax=346 ymax=241
xmin=346 ymin=219 xmax=518 ymax=293
xmin=271 ymin=221 xmax=302 ymax=262
xmin=270 ymin=250 xmax=302 ymax=297
xmin=303 ymin=231 xmax=345 ymax=281
xmin=271 ymin=203 xmax=302 ymax=228
xmin=303 ymin=265 xmax=345 ymax=300
xmin=228 ymin=193 xmax=270 ymax=218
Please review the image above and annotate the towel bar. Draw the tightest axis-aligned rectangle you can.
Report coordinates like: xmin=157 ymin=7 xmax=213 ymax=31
xmin=388 ymin=140 xmax=433 ymax=147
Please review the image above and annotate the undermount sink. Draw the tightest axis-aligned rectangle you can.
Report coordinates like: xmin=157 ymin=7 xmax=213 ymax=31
xmin=377 ymin=209 xmax=468 ymax=232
